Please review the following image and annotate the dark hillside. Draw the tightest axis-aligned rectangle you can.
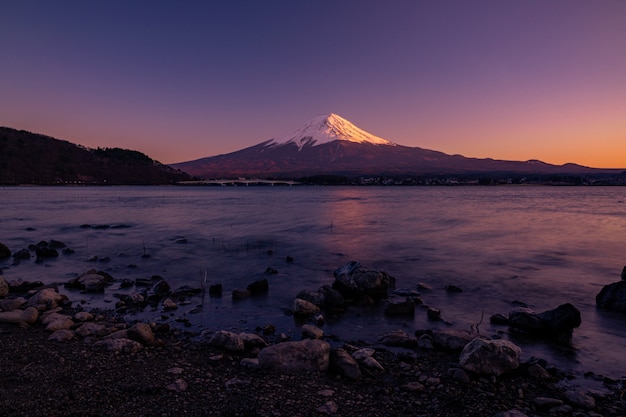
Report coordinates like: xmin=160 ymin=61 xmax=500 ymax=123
xmin=0 ymin=127 xmax=190 ymax=185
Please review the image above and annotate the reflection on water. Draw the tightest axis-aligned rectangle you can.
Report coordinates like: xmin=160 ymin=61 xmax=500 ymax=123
xmin=1 ymin=185 xmax=626 ymax=379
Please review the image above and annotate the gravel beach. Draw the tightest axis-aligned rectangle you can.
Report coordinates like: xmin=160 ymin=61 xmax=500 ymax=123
xmin=0 ymin=315 xmax=624 ymax=417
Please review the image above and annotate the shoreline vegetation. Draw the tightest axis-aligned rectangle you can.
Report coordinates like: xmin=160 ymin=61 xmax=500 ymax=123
xmin=1 ymin=248 xmax=625 ymax=416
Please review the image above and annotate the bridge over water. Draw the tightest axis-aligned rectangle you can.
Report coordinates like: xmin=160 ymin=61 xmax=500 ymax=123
xmin=177 ymin=179 xmax=300 ymax=186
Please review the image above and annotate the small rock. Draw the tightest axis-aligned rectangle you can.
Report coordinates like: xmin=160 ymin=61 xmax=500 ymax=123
xmin=240 ymin=358 xmax=260 ymax=369
xmin=316 ymin=401 xmax=338 ymax=415
xmin=330 ymin=348 xmax=361 ymax=379
xmin=564 ymin=389 xmax=596 ymax=409
xmin=0 ymin=243 xmax=11 ymax=259
xmin=293 ymin=298 xmax=320 ymax=316
xmin=74 ymin=311 xmax=94 ymax=322
xmin=48 ymin=329 xmax=74 ymax=341
xmin=94 ymin=338 xmax=143 ymax=353
xmin=232 ymin=289 xmax=251 ymax=300
xmin=527 ymin=363 xmax=551 ymax=380
xmin=247 ymin=278 xmax=269 ymax=294
xmin=162 ymin=298 xmax=178 ymax=310
xmin=166 ymin=367 xmax=184 ymax=375
xmin=0 ymin=297 xmax=27 ymax=312
xmin=208 ymin=330 xmax=244 ymax=352
xmin=533 ymin=397 xmax=563 ymax=409
xmin=302 ymin=324 xmax=324 ymax=339
xmin=165 ymin=378 xmax=188 ymax=392
xmin=239 ymin=332 xmax=268 ymax=349
xmin=127 ymin=322 xmax=155 ymax=345
xmin=401 ymin=381 xmax=425 ymax=392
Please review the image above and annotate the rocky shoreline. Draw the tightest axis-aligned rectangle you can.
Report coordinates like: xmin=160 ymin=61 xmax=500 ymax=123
xmin=1 ymin=242 xmax=626 ymax=416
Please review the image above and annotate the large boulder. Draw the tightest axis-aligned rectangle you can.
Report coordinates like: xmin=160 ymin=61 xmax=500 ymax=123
xmin=596 ymin=280 xmax=626 ymax=312
xmin=459 ymin=338 xmax=521 ymax=376
xmin=508 ymin=304 xmax=581 ymax=342
xmin=538 ymin=303 xmax=581 ymax=341
xmin=0 ymin=306 xmax=39 ymax=324
xmin=332 ymin=261 xmax=395 ymax=302
xmin=258 ymin=339 xmax=330 ymax=373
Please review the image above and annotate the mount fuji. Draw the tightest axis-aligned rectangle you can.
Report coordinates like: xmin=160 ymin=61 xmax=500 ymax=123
xmin=170 ymin=113 xmax=613 ymax=179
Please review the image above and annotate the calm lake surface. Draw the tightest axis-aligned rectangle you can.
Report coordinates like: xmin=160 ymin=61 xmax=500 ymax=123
xmin=1 ymin=185 xmax=625 ymax=381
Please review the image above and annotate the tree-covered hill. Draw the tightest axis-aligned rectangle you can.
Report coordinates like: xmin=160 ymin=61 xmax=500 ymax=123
xmin=0 ymin=127 xmax=190 ymax=185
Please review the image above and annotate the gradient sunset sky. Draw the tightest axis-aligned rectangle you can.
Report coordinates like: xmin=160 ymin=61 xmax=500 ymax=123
xmin=2 ymin=1 xmax=625 ymax=168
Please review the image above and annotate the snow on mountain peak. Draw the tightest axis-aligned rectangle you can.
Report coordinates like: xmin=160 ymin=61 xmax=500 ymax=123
xmin=270 ymin=113 xmax=396 ymax=149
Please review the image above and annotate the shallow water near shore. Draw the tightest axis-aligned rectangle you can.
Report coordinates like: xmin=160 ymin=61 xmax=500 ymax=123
xmin=1 ymin=185 xmax=625 ymax=381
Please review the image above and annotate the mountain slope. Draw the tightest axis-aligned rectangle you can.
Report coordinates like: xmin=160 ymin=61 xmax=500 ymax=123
xmin=171 ymin=114 xmax=618 ymax=179
xmin=0 ymin=127 xmax=190 ymax=185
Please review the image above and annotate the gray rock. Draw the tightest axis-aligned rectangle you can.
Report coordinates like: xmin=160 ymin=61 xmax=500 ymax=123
xmin=73 ymin=311 xmax=94 ymax=322
xmin=448 ymin=368 xmax=471 ymax=384
xmin=0 ymin=242 xmax=11 ymax=259
xmin=509 ymin=304 xmax=581 ymax=342
xmin=316 ymin=400 xmax=338 ymax=415
xmin=377 ymin=329 xmax=417 ymax=348
xmin=527 ymin=364 xmax=551 ymax=379
xmin=533 ymin=397 xmax=563 ymax=409
xmin=459 ymin=338 xmax=521 ymax=376
xmin=564 ymin=390 xmax=596 ymax=409
xmin=301 ymin=324 xmax=324 ymax=339
xmin=293 ymin=298 xmax=320 ymax=316
xmin=417 ymin=334 xmax=434 ymax=350
xmin=360 ymin=356 xmax=385 ymax=371
xmin=94 ymin=338 xmax=143 ymax=353
xmin=127 ymin=322 xmax=155 ymax=345
xmin=508 ymin=307 xmax=544 ymax=332
xmin=384 ymin=298 xmax=415 ymax=315
xmin=258 ymin=339 xmax=330 ymax=373
xmin=0 ymin=306 xmax=39 ymax=324
xmin=351 ymin=348 xmax=375 ymax=362
xmin=295 ymin=289 xmax=325 ymax=307
xmin=490 ymin=313 xmax=509 ymax=325
xmin=165 ymin=378 xmax=188 ymax=392
xmin=400 ymin=381 xmax=425 ymax=392
xmin=48 ymin=329 xmax=74 ymax=341
xmin=240 ymin=358 xmax=260 ymax=369
xmin=332 ymin=261 xmax=395 ymax=302
xmin=208 ymin=330 xmax=244 ymax=352
xmin=75 ymin=322 xmax=110 ymax=337
xmin=426 ymin=307 xmax=442 ymax=320
xmin=26 ymin=288 xmax=67 ymax=310
xmin=0 ymin=297 xmax=26 ymax=311
xmin=432 ymin=329 xmax=477 ymax=351
xmin=247 ymin=278 xmax=269 ymax=295
xmin=162 ymin=298 xmax=178 ymax=310
xmin=239 ymin=332 xmax=268 ymax=349
xmin=45 ymin=317 xmax=74 ymax=332
xmin=330 ymin=348 xmax=361 ymax=379
xmin=318 ymin=285 xmax=345 ymax=310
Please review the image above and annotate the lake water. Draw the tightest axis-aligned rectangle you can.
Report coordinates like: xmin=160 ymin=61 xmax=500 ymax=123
xmin=1 ymin=185 xmax=625 ymax=381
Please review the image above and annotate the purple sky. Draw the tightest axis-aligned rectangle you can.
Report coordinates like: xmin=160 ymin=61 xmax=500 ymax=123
xmin=2 ymin=1 xmax=625 ymax=167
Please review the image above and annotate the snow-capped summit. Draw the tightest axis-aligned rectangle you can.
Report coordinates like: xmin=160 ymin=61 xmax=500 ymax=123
xmin=269 ymin=113 xmax=395 ymax=149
